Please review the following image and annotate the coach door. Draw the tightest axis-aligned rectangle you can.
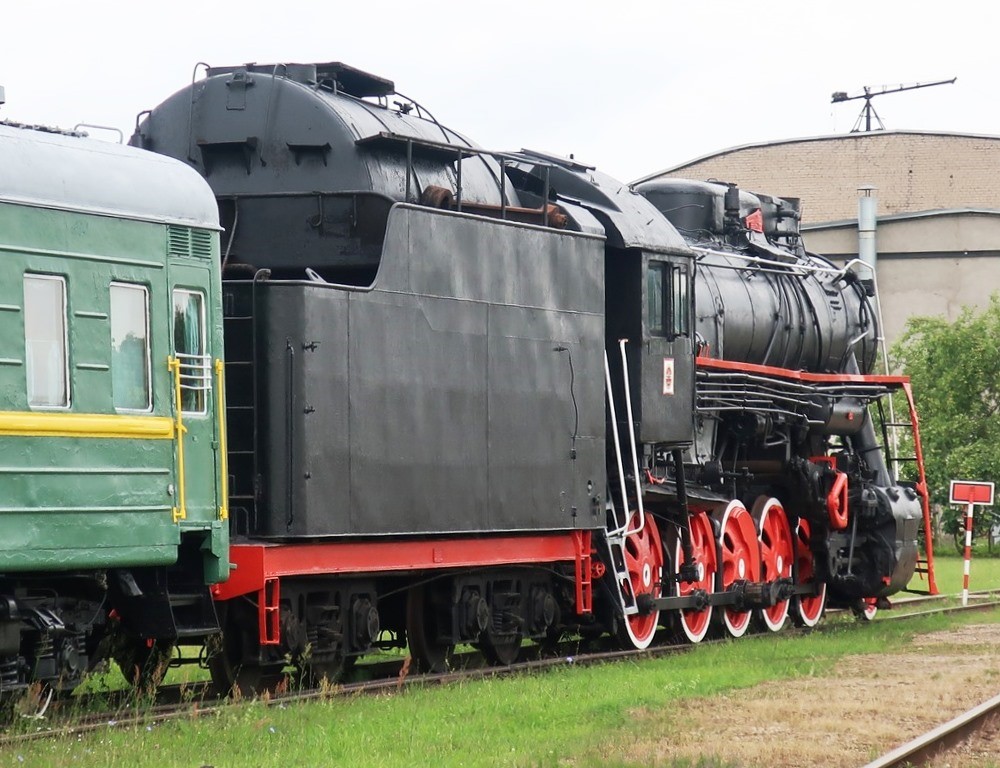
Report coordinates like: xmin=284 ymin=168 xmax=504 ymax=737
xmin=167 ymin=263 xmax=219 ymax=524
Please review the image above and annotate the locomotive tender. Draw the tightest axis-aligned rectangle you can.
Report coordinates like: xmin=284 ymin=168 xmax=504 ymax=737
xmin=0 ymin=59 xmax=936 ymax=696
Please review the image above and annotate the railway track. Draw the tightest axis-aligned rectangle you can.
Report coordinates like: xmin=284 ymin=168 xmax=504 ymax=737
xmin=3 ymin=598 xmax=999 ymax=748
xmin=863 ymin=692 xmax=1000 ymax=768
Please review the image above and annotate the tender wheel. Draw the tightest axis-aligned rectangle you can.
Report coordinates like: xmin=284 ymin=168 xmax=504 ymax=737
xmin=297 ymin=652 xmax=356 ymax=687
xmin=752 ymin=496 xmax=794 ymax=632
xmin=675 ymin=509 xmax=717 ymax=643
xmin=718 ymin=501 xmax=761 ymax=638
xmin=793 ymin=518 xmax=827 ymax=628
xmin=406 ymin=584 xmax=454 ymax=673
xmin=616 ymin=511 xmax=664 ymax=650
xmin=478 ymin=627 xmax=523 ymax=666
xmin=208 ymin=601 xmax=286 ymax=697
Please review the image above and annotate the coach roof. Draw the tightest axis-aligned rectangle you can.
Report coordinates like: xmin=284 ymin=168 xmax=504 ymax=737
xmin=0 ymin=122 xmax=220 ymax=229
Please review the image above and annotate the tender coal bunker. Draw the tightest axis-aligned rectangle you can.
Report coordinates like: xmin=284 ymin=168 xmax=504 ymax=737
xmin=217 ymin=193 xmax=393 ymax=285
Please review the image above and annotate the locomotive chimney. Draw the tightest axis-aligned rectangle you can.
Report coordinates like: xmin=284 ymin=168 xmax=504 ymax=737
xmin=857 ymin=185 xmax=878 ymax=278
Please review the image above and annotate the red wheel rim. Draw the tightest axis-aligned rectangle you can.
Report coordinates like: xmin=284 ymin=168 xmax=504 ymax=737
xmin=794 ymin=519 xmax=826 ymax=627
xmin=719 ymin=501 xmax=760 ymax=638
xmin=621 ymin=512 xmax=663 ymax=649
xmin=860 ymin=597 xmax=878 ymax=621
xmin=753 ymin=497 xmax=793 ymax=632
xmin=676 ymin=510 xmax=716 ymax=643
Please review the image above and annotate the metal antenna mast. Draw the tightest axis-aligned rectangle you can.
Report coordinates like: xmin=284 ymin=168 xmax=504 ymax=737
xmin=831 ymin=78 xmax=957 ymax=132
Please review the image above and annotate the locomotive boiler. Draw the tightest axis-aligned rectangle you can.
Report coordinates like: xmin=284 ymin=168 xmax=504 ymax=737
xmin=631 ymin=178 xmax=926 ymax=637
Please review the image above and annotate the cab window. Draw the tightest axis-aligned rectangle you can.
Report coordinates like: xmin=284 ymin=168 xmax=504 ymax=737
xmin=647 ymin=260 xmax=690 ymax=340
xmin=646 ymin=263 xmax=666 ymax=336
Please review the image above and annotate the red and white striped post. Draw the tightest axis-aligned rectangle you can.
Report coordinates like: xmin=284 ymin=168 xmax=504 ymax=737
xmin=949 ymin=480 xmax=995 ymax=607
xmin=961 ymin=502 xmax=975 ymax=606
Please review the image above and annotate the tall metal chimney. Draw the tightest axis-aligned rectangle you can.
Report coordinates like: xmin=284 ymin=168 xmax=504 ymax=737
xmin=858 ymin=185 xmax=878 ymax=277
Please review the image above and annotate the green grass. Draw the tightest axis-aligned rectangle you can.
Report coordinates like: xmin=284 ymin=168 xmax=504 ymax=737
xmin=74 ymin=652 xmax=210 ymax=698
xmin=5 ymin=608 xmax=1000 ymax=768
xmin=3 ymin=544 xmax=994 ymax=767
xmin=908 ymin=545 xmax=1000 ymax=594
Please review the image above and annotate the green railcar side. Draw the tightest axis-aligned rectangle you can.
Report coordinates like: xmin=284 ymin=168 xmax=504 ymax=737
xmin=0 ymin=125 xmax=228 ymax=583
xmin=0 ymin=123 xmax=229 ymax=693
xmin=0 ymin=201 xmax=227 ymax=579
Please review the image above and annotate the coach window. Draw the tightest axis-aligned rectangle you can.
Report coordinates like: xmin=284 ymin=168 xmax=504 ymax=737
xmin=24 ymin=274 xmax=69 ymax=408
xmin=111 ymin=283 xmax=151 ymax=411
xmin=172 ymin=289 xmax=207 ymax=414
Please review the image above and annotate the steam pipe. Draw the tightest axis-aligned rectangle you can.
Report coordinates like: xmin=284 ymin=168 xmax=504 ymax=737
xmin=858 ymin=186 xmax=878 ymax=279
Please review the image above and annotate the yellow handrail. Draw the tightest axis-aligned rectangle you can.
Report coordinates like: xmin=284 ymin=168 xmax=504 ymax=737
xmin=0 ymin=411 xmax=173 ymax=439
xmin=214 ymin=358 xmax=229 ymax=521
xmin=168 ymin=356 xmax=187 ymax=523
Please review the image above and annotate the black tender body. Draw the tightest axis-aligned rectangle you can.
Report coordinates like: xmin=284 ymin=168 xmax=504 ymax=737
xmin=138 ymin=62 xmax=611 ymax=538
xmin=233 ymin=208 xmax=606 ymax=537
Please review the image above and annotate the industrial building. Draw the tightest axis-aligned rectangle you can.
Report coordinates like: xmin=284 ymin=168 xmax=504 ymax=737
xmin=636 ymin=130 xmax=1000 ymax=345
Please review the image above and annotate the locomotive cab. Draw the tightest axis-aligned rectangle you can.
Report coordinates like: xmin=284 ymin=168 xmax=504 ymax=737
xmin=503 ymin=156 xmax=699 ymax=448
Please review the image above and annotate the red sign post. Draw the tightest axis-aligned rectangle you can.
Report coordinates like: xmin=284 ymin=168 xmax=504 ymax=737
xmin=949 ymin=481 xmax=996 ymax=606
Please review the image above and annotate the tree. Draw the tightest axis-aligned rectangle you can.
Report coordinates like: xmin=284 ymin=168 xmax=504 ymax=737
xmin=891 ymin=296 xmax=1000 ymax=547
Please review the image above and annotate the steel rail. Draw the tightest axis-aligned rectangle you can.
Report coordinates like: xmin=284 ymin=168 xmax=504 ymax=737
xmin=824 ymin=590 xmax=999 ymax=617
xmin=862 ymin=692 xmax=1000 ymax=768
xmin=4 ymin=599 xmax=999 ymax=747
xmin=876 ymin=599 xmax=1000 ymax=622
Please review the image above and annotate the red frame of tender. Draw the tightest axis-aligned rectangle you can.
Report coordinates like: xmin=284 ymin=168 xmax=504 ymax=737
xmin=212 ymin=531 xmax=595 ymax=646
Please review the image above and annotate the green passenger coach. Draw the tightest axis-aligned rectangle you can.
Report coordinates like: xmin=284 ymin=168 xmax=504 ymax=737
xmin=0 ymin=122 xmax=227 ymax=693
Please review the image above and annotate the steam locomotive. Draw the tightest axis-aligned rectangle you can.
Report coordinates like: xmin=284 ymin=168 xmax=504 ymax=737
xmin=0 ymin=60 xmax=935 ymax=696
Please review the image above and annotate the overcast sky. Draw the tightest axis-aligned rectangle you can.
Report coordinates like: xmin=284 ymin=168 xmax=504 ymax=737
xmin=3 ymin=1 xmax=995 ymax=183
